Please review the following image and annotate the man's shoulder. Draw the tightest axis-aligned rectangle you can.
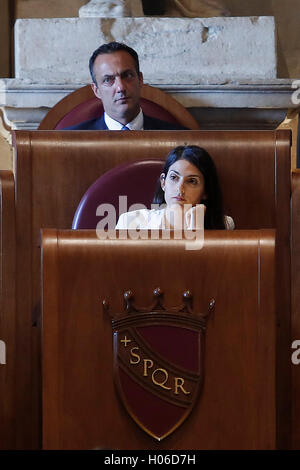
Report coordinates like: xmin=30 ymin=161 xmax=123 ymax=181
xmin=62 ymin=113 xmax=188 ymax=131
xmin=143 ymin=114 xmax=188 ymax=130
xmin=62 ymin=116 xmax=106 ymax=130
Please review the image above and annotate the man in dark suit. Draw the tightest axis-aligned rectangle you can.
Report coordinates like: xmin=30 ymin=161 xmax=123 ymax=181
xmin=64 ymin=42 xmax=186 ymax=131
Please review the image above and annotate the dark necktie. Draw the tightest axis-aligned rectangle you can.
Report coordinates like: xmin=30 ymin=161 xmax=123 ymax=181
xmin=121 ymin=125 xmax=130 ymax=131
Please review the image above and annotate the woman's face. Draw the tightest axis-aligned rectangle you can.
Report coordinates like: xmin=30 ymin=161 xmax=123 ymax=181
xmin=160 ymin=159 xmax=206 ymax=208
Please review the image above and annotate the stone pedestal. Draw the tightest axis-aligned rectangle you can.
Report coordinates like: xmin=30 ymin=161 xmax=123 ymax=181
xmin=14 ymin=17 xmax=276 ymax=83
xmin=1 ymin=78 xmax=299 ymax=131
xmin=15 ymin=17 xmax=276 ymax=85
xmin=0 ymin=15 xmax=299 ymax=168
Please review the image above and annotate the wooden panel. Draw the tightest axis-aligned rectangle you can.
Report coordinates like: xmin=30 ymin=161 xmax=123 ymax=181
xmin=9 ymin=129 xmax=291 ymax=449
xmin=274 ymin=130 xmax=292 ymax=448
xmin=14 ymin=132 xmax=38 ymax=449
xmin=42 ymin=229 xmax=277 ymax=450
xmin=291 ymin=169 xmax=300 ymax=449
xmin=0 ymin=171 xmax=16 ymax=448
xmin=41 ymin=229 xmax=60 ymax=450
xmin=26 ymin=130 xmax=283 ymax=231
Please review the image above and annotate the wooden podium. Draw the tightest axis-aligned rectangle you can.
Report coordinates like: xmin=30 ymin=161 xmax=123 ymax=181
xmin=41 ymin=229 xmax=283 ymax=450
xmin=1 ymin=129 xmax=294 ymax=448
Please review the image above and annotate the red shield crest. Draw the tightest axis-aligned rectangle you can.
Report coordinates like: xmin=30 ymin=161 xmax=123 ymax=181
xmin=109 ymin=289 xmax=213 ymax=441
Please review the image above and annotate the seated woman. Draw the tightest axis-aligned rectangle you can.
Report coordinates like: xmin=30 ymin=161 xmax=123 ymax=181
xmin=116 ymin=145 xmax=234 ymax=230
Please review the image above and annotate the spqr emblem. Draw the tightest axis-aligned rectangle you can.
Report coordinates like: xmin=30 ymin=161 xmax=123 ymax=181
xmin=104 ymin=288 xmax=213 ymax=441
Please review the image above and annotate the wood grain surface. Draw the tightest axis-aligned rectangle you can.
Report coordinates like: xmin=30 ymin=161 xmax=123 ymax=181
xmin=0 ymin=129 xmax=292 ymax=448
xmin=42 ymin=229 xmax=277 ymax=450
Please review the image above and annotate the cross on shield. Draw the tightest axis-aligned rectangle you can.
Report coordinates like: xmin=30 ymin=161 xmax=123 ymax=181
xmin=108 ymin=289 xmax=213 ymax=441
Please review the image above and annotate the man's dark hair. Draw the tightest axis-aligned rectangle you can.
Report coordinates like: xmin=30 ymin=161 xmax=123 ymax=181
xmin=89 ymin=42 xmax=140 ymax=86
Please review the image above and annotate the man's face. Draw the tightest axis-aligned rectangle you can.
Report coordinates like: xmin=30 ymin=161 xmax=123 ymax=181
xmin=91 ymin=51 xmax=143 ymax=125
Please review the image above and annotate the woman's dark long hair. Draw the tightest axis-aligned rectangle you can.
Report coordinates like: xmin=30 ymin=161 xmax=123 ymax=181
xmin=153 ymin=145 xmax=225 ymax=229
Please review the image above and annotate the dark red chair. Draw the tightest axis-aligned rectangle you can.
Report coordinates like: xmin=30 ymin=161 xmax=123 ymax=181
xmin=39 ymin=84 xmax=200 ymax=130
xmin=72 ymin=159 xmax=164 ymax=229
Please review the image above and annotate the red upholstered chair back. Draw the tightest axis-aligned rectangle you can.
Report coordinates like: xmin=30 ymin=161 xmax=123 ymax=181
xmin=72 ymin=159 xmax=164 ymax=229
xmin=38 ymin=84 xmax=200 ymax=130
xmin=56 ymin=97 xmax=180 ymax=130
xmin=57 ymin=97 xmax=103 ymax=129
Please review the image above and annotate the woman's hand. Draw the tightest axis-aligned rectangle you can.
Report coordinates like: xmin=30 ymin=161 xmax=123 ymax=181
xmin=165 ymin=203 xmax=206 ymax=229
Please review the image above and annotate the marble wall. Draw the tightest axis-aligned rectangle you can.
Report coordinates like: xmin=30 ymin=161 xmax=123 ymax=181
xmin=226 ymin=0 xmax=300 ymax=79
xmin=14 ymin=17 xmax=276 ymax=83
xmin=12 ymin=0 xmax=300 ymax=78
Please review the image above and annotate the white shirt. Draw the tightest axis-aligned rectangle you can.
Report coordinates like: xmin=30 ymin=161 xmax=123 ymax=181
xmin=115 ymin=207 xmax=235 ymax=230
xmin=104 ymin=108 xmax=144 ymax=130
